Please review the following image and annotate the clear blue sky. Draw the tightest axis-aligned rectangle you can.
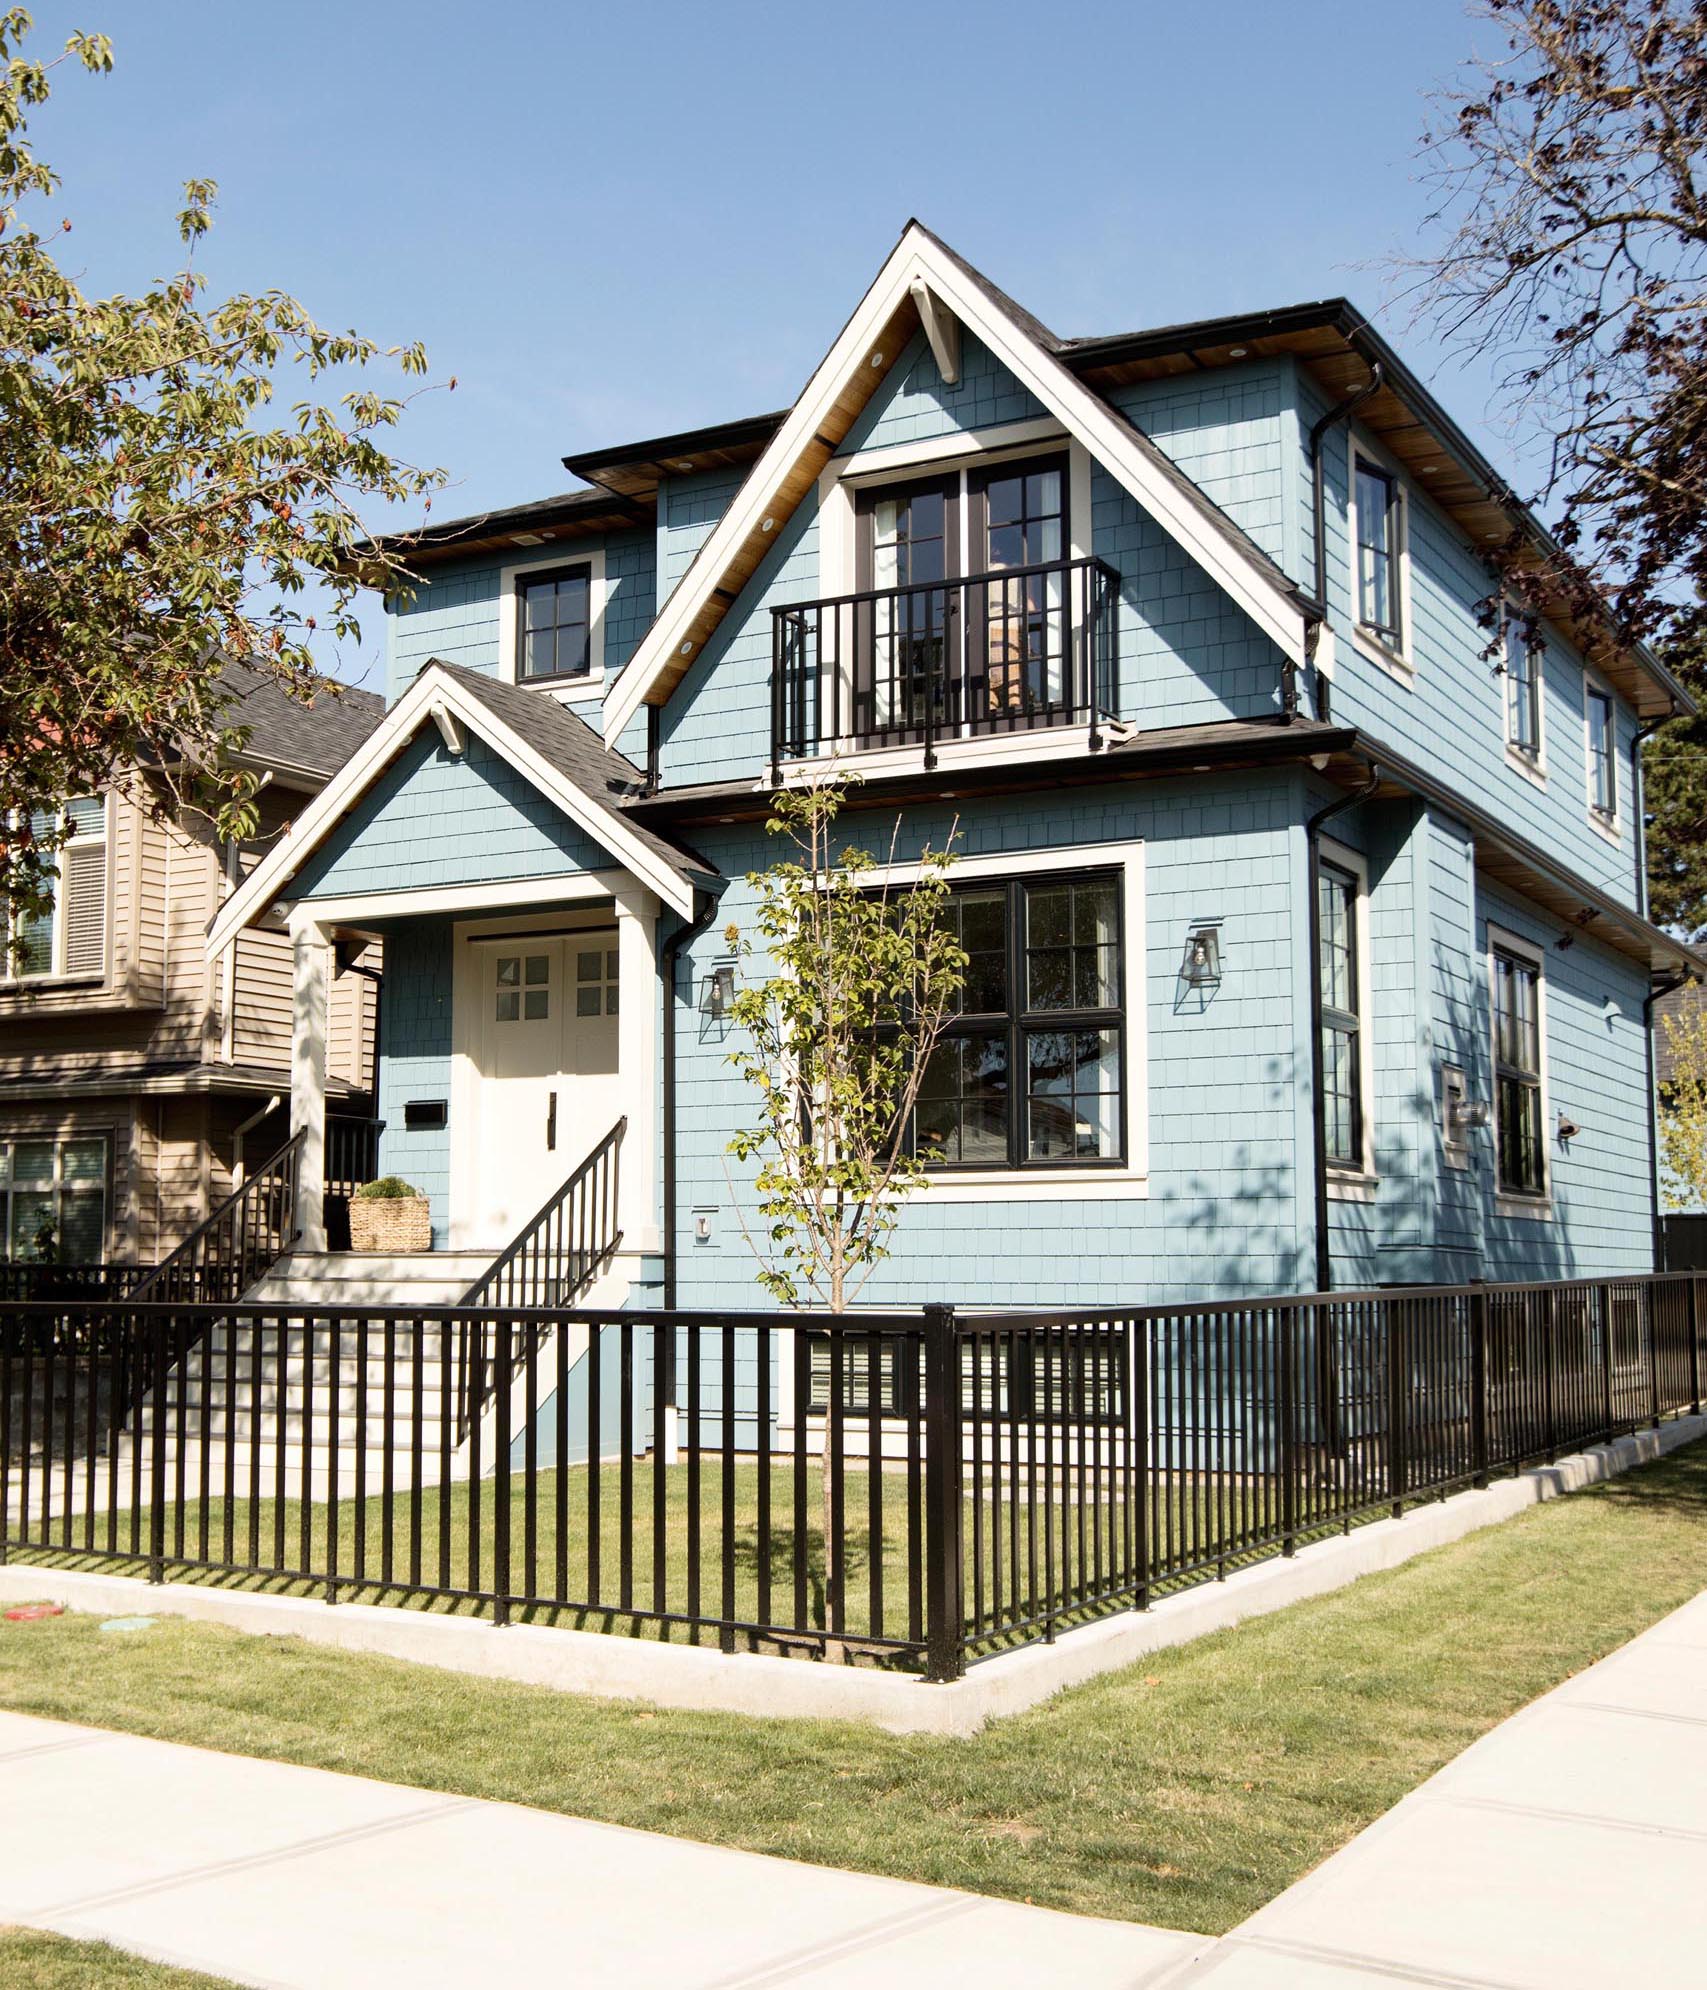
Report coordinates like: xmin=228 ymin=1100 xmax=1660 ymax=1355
xmin=30 ymin=0 xmax=1510 ymax=689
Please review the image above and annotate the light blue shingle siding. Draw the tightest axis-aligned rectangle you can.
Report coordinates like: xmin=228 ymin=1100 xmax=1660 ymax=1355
xmin=670 ymin=773 xmax=1311 ymax=1309
xmin=289 ymin=729 xmax=613 ymax=899
xmin=374 ymin=915 xmax=453 ymax=1247
xmin=386 ymin=528 xmax=657 ymax=708
xmin=1299 ymin=374 xmax=1642 ymax=912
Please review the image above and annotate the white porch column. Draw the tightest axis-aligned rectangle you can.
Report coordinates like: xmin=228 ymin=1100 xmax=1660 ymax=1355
xmin=290 ymin=911 xmax=332 ymax=1253
xmin=612 ymin=878 xmax=661 ymax=1256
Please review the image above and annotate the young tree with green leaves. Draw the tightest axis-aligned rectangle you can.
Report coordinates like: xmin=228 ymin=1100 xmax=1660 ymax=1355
xmin=0 ymin=12 xmax=444 ymax=964
xmin=724 ymin=778 xmax=965 ymax=1313
xmin=723 ymin=777 xmax=963 ymax=1641
xmin=1659 ymin=1002 xmax=1707 ymax=1206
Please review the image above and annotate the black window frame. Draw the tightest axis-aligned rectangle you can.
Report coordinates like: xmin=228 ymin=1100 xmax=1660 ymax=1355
xmin=516 ymin=560 xmax=595 ymax=686
xmin=1317 ymin=858 xmax=1365 ymax=1171
xmin=1586 ymin=685 xmax=1617 ymax=821
xmin=915 ymin=867 xmax=1127 ymax=1175
xmin=1352 ymin=454 xmax=1404 ymax=650
xmin=1491 ymin=944 xmax=1546 ymax=1199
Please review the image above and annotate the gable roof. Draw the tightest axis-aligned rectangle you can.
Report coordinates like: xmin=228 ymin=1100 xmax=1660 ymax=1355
xmin=599 ymin=221 xmax=1318 ymax=748
xmin=207 ymin=661 xmax=712 ymax=954
xmin=213 ymin=662 xmax=385 ymax=783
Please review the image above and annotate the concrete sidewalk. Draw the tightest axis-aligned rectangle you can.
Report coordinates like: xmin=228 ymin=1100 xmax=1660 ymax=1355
xmin=1182 ymin=1586 xmax=1707 ymax=1987
xmin=0 ymin=1707 xmax=1207 ymax=1988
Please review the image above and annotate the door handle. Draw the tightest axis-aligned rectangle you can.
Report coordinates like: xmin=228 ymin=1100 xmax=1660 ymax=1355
xmin=546 ymin=1090 xmax=557 ymax=1152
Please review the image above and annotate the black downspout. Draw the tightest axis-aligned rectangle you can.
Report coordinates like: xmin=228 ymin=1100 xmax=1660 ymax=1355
xmin=1631 ymin=713 xmax=1668 ymax=916
xmin=646 ymin=706 xmax=662 ymax=796
xmin=661 ymin=887 xmax=720 ymax=1309
xmin=1306 ymin=764 xmax=1381 ymax=1293
xmin=1307 ymin=365 xmax=1384 ymax=721
xmin=1646 ymin=968 xmax=1692 ymax=1271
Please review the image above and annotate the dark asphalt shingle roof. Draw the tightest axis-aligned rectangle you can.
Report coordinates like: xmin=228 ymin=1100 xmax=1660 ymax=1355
xmin=427 ymin=661 xmax=719 ymax=895
xmin=215 ymin=662 xmax=385 ymax=780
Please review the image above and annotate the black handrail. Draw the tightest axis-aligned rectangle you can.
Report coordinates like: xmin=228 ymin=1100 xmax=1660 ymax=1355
xmin=456 ymin=1117 xmax=626 ymax=1439
xmin=130 ymin=1130 xmax=306 ymax=1308
xmin=771 ymin=554 xmax=1121 ymax=775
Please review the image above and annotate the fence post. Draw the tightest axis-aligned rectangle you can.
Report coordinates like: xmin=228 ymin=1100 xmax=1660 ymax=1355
xmin=149 ymin=1310 xmax=168 ymax=1585
xmin=1690 ymin=1277 xmax=1702 ymax=1420
xmin=1133 ymin=1316 xmax=1150 ymax=1612
xmin=1599 ymin=1281 xmax=1615 ymax=1441
xmin=1542 ymin=1291 xmax=1558 ymax=1464
xmin=1387 ymin=1301 xmax=1407 ymax=1521
xmin=1646 ymin=1281 xmax=1662 ymax=1431
xmin=493 ymin=1314 xmax=512 ymax=1628
xmin=923 ymin=1302 xmax=964 ymax=1683
xmin=1278 ymin=1307 xmax=1298 ymax=1557
xmin=1469 ymin=1287 xmax=1489 ymax=1488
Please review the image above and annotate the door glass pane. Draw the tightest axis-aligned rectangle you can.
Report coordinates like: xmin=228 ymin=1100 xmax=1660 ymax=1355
xmin=496 ymin=957 xmax=520 ymax=985
xmin=524 ymin=955 xmax=550 ymax=985
xmin=523 ymin=989 xmax=549 ymax=1020
xmin=577 ymin=950 xmax=602 ymax=982
xmin=576 ymin=988 xmax=601 ymax=1017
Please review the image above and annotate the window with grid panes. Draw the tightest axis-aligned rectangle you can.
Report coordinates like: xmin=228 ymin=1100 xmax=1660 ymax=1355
xmin=916 ymin=872 xmax=1123 ymax=1170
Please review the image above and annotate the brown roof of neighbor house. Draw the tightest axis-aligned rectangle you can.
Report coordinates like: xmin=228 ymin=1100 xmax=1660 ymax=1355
xmin=214 ymin=662 xmax=385 ymax=782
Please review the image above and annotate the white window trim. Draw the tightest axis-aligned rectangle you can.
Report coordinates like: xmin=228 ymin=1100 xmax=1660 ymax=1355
xmin=500 ymin=545 xmax=607 ymax=703
xmin=1487 ymin=922 xmax=1554 ymax=1218
xmin=1 ymin=792 xmax=110 ymax=989
xmin=1583 ymin=671 xmax=1621 ymax=844
xmin=1499 ymin=601 xmax=1548 ymax=786
xmin=1320 ymin=836 xmax=1376 ymax=1194
xmin=0 ymin=1128 xmax=112 ymax=1259
xmin=851 ymin=838 xmax=1147 ymax=1200
xmin=1346 ymin=432 xmax=1414 ymax=682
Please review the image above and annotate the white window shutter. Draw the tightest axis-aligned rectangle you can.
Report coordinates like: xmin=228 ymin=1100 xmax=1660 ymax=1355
xmin=62 ymin=839 xmax=106 ymax=976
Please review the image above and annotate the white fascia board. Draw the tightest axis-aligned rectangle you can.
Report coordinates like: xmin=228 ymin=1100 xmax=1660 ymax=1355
xmin=208 ymin=666 xmax=693 ymax=958
xmin=601 ymin=226 xmax=1307 ymax=748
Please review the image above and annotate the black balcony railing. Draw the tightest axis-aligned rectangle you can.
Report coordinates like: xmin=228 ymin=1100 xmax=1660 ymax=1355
xmin=771 ymin=555 xmax=1120 ymax=775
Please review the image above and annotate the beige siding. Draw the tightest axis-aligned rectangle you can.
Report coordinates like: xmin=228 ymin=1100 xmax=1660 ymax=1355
xmin=327 ymin=940 xmax=380 ymax=1094
xmin=230 ymin=923 xmax=293 ymax=1070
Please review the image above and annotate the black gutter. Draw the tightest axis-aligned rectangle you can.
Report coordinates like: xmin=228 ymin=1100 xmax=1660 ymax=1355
xmin=1632 ymin=714 xmax=1670 ymax=916
xmin=660 ymin=887 xmax=722 ymax=1309
xmin=1306 ymin=765 xmax=1381 ymax=1292
xmin=564 ymin=409 xmax=789 ymax=489
xmin=1646 ymin=969 xmax=1693 ymax=1269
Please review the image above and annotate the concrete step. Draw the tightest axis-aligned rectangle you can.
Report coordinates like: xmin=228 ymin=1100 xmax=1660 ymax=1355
xmin=245 ymin=1252 xmax=492 ymax=1308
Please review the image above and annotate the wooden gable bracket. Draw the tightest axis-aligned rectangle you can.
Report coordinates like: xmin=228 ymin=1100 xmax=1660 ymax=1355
xmin=908 ymin=278 xmax=961 ymax=387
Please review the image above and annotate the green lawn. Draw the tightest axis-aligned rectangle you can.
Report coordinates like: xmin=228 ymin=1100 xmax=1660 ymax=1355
xmin=9 ymin=1454 xmax=1178 ymax=1658
xmin=2 ymin=1437 xmax=1703 ymax=1935
xmin=0 ymin=1930 xmax=235 ymax=1987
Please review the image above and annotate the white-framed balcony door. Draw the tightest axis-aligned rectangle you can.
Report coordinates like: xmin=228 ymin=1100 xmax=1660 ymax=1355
xmin=458 ymin=926 xmax=621 ymax=1250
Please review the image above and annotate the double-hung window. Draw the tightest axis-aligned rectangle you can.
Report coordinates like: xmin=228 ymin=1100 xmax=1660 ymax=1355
xmin=1 ymin=1134 xmax=109 ymax=1260
xmin=1491 ymin=944 xmax=1546 ymax=1198
xmin=1504 ymin=613 xmax=1542 ymax=762
xmin=517 ymin=562 xmax=593 ymax=684
xmin=917 ymin=872 xmax=1124 ymax=1170
xmin=1317 ymin=860 xmax=1364 ymax=1169
xmin=4 ymin=797 xmax=107 ymax=982
xmin=1353 ymin=457 xmax=1403 ymax=651
xmin=1586 ymin=686 xmax=1616 ymax=821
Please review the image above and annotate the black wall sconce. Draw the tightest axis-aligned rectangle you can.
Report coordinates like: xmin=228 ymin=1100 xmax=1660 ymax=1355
xmin=704 ymin=962 xmax=737 ymax=1019
xmin=1179 ymin=923 xmax=1223 ymax=990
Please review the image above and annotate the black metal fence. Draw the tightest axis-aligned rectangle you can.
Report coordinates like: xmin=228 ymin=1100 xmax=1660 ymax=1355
xmin=1 ymin=1271 xmax=1701 ymax=1681
xmin=0 ymin=1263 xmax=152 ymax=1303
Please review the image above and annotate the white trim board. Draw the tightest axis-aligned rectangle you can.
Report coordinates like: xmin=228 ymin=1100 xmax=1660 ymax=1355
xmin=600 ymin=223 xmax=1308 ymax=747
xmin=207 ymin=663 xmax=696 ymax=960
xmin=499 ymin=543 xmax=608 ymax=704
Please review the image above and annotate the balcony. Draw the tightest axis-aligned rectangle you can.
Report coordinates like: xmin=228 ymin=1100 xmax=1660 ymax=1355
xmin=770 ymin=555 xmax=1120 ymax=776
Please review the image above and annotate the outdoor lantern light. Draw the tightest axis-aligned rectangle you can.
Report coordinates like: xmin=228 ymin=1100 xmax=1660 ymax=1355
xmin=705 ymin=963 xmax=737 ymax=1019
xmin=1179 ymin=923 xmax=1223 ymax=989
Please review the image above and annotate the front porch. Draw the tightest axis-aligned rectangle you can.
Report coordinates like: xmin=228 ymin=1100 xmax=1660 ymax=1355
xmin=287 ymin=879 xmax=662 ymax=1272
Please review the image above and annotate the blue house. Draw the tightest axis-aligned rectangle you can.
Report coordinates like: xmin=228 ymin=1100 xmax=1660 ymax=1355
xmin=213 ymin=222 xmax=1700 ymax=1315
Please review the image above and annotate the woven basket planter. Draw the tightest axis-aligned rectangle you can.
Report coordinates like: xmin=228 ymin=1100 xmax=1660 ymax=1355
xmin=348 ymin=1196 xmax=431 ymax=1255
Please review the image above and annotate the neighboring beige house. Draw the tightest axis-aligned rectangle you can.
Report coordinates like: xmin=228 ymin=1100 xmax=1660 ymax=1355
xmin=1 ymin=667 xmax=383 ymax=1266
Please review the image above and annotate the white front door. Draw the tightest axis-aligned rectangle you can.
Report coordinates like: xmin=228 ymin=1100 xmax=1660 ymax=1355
xmin=471 ymin=932 xmax=621 ymax=1243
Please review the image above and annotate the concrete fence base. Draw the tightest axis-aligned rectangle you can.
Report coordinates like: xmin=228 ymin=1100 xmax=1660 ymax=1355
xmin=1 ymin=1413 xmax=1700 ymax=1738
